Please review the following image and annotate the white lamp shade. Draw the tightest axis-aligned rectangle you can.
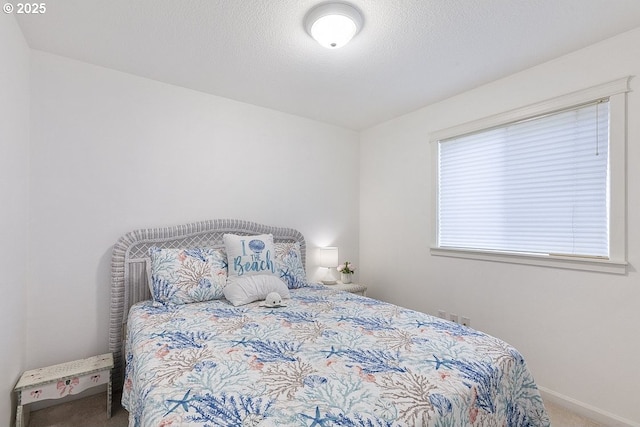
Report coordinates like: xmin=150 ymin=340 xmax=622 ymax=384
xmin=305 ymin=3 xmax=363 ymax=49
xmin=319 ymin=247 xmax=339 ymax=268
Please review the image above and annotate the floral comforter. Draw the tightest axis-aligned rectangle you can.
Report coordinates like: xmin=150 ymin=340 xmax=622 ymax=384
xmin=122 ymin=285 xmax=550 ymax=427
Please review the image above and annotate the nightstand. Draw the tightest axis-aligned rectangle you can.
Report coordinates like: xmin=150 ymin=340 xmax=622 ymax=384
xmin=328 ymin=282 xmax=367 ymax=296
xmin=14 ymin=353 xmax=113 ymax=427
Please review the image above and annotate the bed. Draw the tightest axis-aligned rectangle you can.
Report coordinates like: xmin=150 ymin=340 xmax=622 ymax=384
xmin=110 ymin=219 xmax=550 ymax=427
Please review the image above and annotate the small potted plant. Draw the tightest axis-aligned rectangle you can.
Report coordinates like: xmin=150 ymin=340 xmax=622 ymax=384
xmin=337 ymin=261 xmax=356 ymax=284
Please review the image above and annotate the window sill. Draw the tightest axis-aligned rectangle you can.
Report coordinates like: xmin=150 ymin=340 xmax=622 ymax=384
xmin=430 ymin=247 xmax=627 ymax=275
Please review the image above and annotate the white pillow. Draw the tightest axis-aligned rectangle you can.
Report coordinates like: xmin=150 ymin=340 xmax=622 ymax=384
xmin=223 ymin=275 xmax=290 ymax=307
xmin=223 ymin=233 xmax=277 ymax=278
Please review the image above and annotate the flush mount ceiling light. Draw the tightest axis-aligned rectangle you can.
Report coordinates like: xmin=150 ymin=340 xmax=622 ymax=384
xmin=305 ymin=2 xmax=363 ymax=49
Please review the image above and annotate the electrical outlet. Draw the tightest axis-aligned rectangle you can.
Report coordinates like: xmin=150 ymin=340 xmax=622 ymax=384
xmin=449 ymin=313 xmax=459 ymax=323
xmin=461 ymin=316 xmax=471 ymax=327
xmin=437 ymin=310 xmax=447 ymax=319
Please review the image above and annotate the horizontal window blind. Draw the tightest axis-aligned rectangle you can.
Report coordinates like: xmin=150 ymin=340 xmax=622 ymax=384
xmin=438 ymin=100 xmax=610 ymax=257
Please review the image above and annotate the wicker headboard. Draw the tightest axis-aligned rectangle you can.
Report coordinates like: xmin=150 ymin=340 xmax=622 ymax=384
xmin=108 ymin=219 xmax=306 ymax=389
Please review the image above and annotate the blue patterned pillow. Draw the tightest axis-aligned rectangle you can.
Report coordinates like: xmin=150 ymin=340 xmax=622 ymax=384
xmin=274 ymin=242 xmax=308 ymax=289
xmin=149 ymin=247 xmax=227 ymax=305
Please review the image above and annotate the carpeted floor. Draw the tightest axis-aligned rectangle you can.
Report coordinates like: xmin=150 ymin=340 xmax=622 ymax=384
xmin=27 ymin=391 xmax=603 ymax=427
xmin=27 ymin=392 xmax=128 ymax=427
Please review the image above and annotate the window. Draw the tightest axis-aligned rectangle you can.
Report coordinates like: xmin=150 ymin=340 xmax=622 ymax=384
xmin=439 ymin=101 xmax=609 ymax=257
xmin=430 ymin=78 xmax=629 ymax=274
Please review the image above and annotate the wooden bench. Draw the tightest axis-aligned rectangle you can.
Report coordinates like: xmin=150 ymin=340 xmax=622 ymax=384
xmin=14 ymin=353 xmax=113 ymax=427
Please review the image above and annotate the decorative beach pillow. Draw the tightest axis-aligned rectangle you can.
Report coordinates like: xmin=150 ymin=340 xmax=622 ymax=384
xmin=149 ymin=247 xmax=227 ymax=305
xmin=274 ymin=242 xmax=309 ymax=289
xmin=223 ymin=274 xmax=290 ymax=307
xmin=223 ymin=234 xmax=277 ymax=278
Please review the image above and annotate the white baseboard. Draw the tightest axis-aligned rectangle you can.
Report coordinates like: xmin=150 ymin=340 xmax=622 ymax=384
xmin=539 ymin=386 xmax=639 ymax=427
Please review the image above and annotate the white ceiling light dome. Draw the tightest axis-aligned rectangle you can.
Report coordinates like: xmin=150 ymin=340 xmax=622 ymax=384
xmin=305 ymin=3 xmax=364 ymax=49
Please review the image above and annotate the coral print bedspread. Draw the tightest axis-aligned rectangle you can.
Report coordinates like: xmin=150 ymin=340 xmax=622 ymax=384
xmin=122 ymin=285 xmax=550 ymax=427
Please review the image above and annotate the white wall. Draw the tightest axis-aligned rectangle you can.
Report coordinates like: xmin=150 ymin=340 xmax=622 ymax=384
xmin=0 ymin=14 xmax=30 ymax=426
xmin=360 ymin=27 xmax=640 ymax=424
xmin=27 ymin=51 xmax=359 ymax=370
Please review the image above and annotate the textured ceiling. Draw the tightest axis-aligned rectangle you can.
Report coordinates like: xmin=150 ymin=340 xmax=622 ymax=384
xmin=15 ymin=0 xmax=640 ymax=130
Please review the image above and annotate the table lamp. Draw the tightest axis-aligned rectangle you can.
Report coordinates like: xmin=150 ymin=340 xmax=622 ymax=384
xmin=319 ymin=247 xmax=339 ymax=285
